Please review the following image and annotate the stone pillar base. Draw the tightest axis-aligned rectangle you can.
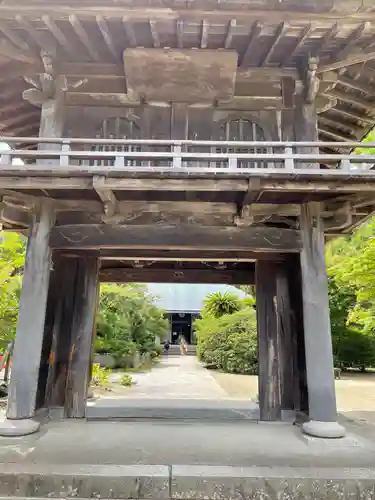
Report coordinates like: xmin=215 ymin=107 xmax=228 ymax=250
xmin=302 ymin=420 xmax=345 ymax=439
xmin=0 ymin=418 xmax=40 ymax=437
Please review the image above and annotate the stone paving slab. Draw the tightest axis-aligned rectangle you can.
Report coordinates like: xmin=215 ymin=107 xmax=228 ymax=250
xmin=1 ymin=463 xmax=375 ymax=499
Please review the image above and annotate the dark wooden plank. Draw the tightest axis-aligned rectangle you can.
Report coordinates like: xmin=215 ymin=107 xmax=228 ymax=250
xmin=299 ymin=202 xmax=337 ymax=422
xmin=65 ymin=256 xmax=99 ymax=418
xmin=275 ymin=264 xmax=294 ymax=412
xmin=50 ymin=225 xmax=302 ymax=252
xmin=44 ymin=256 xmax=80 ymax=408
xmin=100 ymin=267 xmax=255 ymax=284
xmin=256 ymin=260 xmax=281 ymax=421
xmin=286 ymin=254 xmax=308 ymax=414
xmin=7 ymin=201 xmax=55 ymax=420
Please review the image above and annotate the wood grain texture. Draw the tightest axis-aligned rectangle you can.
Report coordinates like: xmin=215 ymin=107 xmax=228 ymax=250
xmin=256 ymin=261 xmax=281 ymax=421
xmin=7 ymin=201 xmax=55 ymax=420
xmin=64 ymin=256 xmax=99 ymax=418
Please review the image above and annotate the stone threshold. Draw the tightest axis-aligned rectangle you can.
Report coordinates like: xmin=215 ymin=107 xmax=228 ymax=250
xmin=1 ymin=463 xmax=375 ymax=499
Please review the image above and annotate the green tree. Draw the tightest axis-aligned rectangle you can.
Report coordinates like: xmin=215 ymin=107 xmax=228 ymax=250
xmin=0 ymin=232 xmax=25 ymax=342
xmin=203 ymin=291 xmax=241 ymax=318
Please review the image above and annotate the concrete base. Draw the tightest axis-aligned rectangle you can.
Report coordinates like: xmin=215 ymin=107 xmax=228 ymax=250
xmin=0 ymin=417 xmax=40 ymax=437
xmin=302 ymin=420 xmax=346 ymax=439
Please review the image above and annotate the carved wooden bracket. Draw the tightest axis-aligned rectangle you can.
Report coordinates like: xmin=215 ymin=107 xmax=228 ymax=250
xmin=304 ymin=57 xmax=320 ymax=104
xmin=23 ymin=50 xmax=86 ymax=107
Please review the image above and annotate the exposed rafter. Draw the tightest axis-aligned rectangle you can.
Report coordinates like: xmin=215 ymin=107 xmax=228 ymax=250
xmin=200 ymin=19 xmax=209 ymax=49
xmin=240 ymin=20 xmax=263 ymax=69
xmin=0 ymin=20 xmax=30 ymax=51
xmin=42 ymin=16 xmax=76 ymax=57
xmin=69 ymin=15 xmax=100 ymax=61
xmin=282 ymin=24 xmax=312 ymax=67
xmin=334 ymin=22 xmax=370 ymax=61
xmin=224 ymin=19 xmax=236 ymax=49
xmin=123 ymin=17 xmax=137 ymax=47
xmin=149 ymin=20 xmax=160 ymax=48
xmin=330 ymin=106 xmax=374 ymax=124
xmin=15 ymin=15 xmax=48 ymax=49
xmin=96 ymin=15 xmax=118 ymax=59
xmin=261 ymin=21 xmax=285 ymax=67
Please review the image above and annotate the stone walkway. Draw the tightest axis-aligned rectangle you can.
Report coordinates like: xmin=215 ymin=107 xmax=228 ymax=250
xmin=102 ymin=356 xmax=227 ymax=400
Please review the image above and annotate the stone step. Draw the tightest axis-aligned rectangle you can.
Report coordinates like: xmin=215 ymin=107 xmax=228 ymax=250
xmin=0 ymin=463 xmax=375 ymax=499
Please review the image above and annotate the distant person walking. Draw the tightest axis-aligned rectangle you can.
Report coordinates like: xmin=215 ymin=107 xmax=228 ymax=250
xmin=179 ymin=335 xmax=188 ymax=355
xmin=163 ymin=340 xmax=170 ymax=356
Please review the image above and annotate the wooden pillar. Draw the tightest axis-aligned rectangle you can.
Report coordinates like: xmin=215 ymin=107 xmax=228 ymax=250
xmin=43 ymin=256 xmax=80 ymax=408
xmin=299 ymin=202 xmax=345 ymax=438
xmin=171 ymin=103 xmax=188 ymax=139
xmin=65 ymin=256 xmax=99 ymax=418
xmin=256 ymin=261 xmax=281 ymax=421
xmin=286 ymin=254 xmax=308 ymax=415
xmin=275 ymin=264 xmax=294 ymax=413
xmin=7 ymin=201 xmax=55 ymax=420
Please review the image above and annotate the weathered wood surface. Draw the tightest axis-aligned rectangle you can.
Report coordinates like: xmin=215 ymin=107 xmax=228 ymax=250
xmin=123 ymin=49 xmax=238 ymax=103
xmin=256 ymin=261 xmax=281 ymax=421
xmin=100 ymin=267 xmax=255 ymax=284
xmin=44 ymin=256 xmax=80 ymax=408
xmin=286 ymin=254 xmax=308 ymax=414
xmin=7 ymin=201 xmax=55 ymax=420
xmin=49 ymin=225 xmax=302 ymax=252
xmin=300 ymin=202 xmax=337 ymax=422
xmin=65 ymin=256 xmax=99 ymax=418
xmin=275 ymin=264 xmax=294 ymax=411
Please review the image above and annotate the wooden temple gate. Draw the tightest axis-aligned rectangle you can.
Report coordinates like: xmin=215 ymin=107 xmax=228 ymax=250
xmin=0 ymin=0 xmax=375 ymax=437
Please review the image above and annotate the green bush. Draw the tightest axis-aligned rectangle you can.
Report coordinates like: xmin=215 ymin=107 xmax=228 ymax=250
xmin=91 ymin=363 xmax=111 ymax=387
xmin=96 ymin=284 xmax=168 ymax=361
xmin=120 ymin=374 xmax=133 ymax=387
xmin=196 ymin=307 xmax=258 ymax=374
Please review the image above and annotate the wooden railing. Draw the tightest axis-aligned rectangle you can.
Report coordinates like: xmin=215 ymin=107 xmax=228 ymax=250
xmin=0 ymin=137 xmax=375 ymax=172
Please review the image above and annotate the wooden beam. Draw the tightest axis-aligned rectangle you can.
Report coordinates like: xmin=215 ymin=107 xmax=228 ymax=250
xmin=96 ymin=15 xmax=118 ymax=59
xmin=0 ymin=38 xmax=36 ymax=63
xmin=337 ymin=76 xmax=375 ymax=96
xmin=299 ymin=202 xmax=339 ymax=428
xmin=318 ymin=49 xmax=375 ymax=74
xmin=93 ymin=175 xmax=117 ymax=217
xmin=176 ymin=19 xmax=184 ymax=49
xmin=42 ymin=15 xmax=75 ymax=57
xmin=331 ymin=106 xmax=374 ymax=124
xmin=15 ymin=15 xmax=49 ymax=49
xmin=0 ymin=20 xmax=31 ymax=51
xmin=123 ymin=17 xmax=137 ymax=47
xmin=256 ymin=260 xmax=281 ymax=421
xmin=240 ymin=20 xmax=263 ymax=69
xmin=69 ymin=15 xmax=100 ymax=61
xmin=325 ymin=88 xmax=375 ymax=111
xmin=149 ymin=20 xmax=160 ymax=48
xmin=0 ymin=110 xmax=40 ymax=130
xmin=49 ymin=224 xmax=302 ymax=252
xmin=282 ymin=24 xmax=312 ymax=67
xmin=315 ymin=22 xmax=339 ymax=55
xmin=59 ymin=248 xmax=285 ymax=261
xmin=224 ymin=19 xmax=236 ymax=49
xmin=6 ymin=200 xmax=55 ymax=420
xmin=318 ymin=115 xmax=362 ymax=135
xmin=65 ymin=256 xmax=99 ymax=418
xmin=261 ymin=21 xmax=285 ymax=67
xmin=100 ymin=267 xmax=255 ymax=284
xmin=200 ymin=19 xmax=209 ymax=49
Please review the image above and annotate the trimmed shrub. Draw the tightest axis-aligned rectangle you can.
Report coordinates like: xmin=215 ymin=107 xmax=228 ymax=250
xmin=120 ymin=374 xmax=133 ymax=387
xmin=91 ymin=363 xmax=111 ymax=387
xmin=196 ymin=307 xmax=258 ymax=374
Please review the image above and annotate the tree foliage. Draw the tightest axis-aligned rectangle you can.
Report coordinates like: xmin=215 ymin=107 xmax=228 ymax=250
xmin=203 ymin=291 xmax=242 ymax=318
xmin=96 ymin=283 xmax=168 ymax=360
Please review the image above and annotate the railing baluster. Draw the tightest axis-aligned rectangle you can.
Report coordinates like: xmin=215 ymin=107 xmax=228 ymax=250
xmin=59 ymin=140 xmax=71 ymax=167
xmin=228 ymin=155 xmax=238 ymax=169
xmin=173 ymin=142 xmax=182 ymax=168
xmin=284 ymin=146 xmax=294 ymax=170
xmin=114 ymin=153 xmax=125 ymax=168
xmin=0 ymin=152 xmax=11 ymax=165
xmin=339 ymin=159 xmax=351 ymax=171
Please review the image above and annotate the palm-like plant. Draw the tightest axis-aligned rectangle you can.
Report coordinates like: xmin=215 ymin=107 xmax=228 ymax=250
xmin=203 ymin=291 xmax=241 ymax=318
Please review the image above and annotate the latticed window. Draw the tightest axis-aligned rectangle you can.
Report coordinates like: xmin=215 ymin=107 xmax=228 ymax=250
xmin=216 ymin=119 xmax=268 ymax=169
xmin=91 ymin=116 xmax=141 ymax=167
